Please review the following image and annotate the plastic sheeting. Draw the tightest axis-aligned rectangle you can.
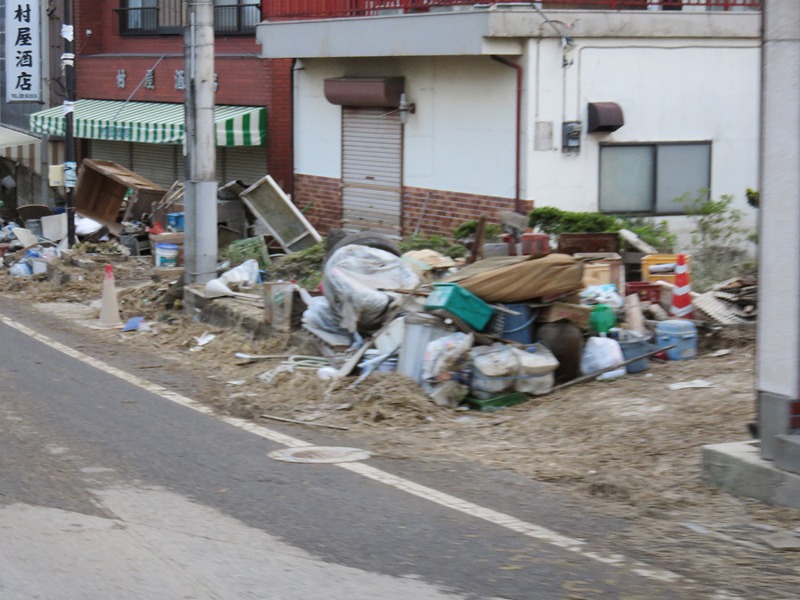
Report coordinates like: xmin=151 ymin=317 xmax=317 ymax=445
xmin=443 ymin=253 xmax=583 ymax=303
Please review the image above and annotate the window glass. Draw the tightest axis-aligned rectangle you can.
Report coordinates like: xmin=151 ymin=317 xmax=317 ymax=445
xmin=655 ymin=143 xmax=711 ymax=213
xmin=599 ymin=145 xmax=654 ymax=212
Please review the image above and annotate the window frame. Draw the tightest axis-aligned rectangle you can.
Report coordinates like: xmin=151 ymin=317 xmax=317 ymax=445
xmin=598 ymin=140 xmax=712 ymax=216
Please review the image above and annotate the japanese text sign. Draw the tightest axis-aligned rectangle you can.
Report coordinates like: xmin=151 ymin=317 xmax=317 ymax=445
xmin=5 ymin=0 xmax=41 ymax=103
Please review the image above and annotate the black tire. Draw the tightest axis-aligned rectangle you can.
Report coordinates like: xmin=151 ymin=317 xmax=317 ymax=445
xmin=325 ymin=231 xmax=401 ymax=262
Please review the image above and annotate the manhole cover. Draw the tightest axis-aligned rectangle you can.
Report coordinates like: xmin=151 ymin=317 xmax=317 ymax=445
xmin=268 ymin=446 xmax=372 ymax=464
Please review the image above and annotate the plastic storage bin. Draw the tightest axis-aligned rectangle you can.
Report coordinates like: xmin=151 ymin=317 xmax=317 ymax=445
xmin=425 ymin=283 xmax=494 ymax=331
xmin=625 ymin=282 xmax=662 ymax=304
xmin=520 ymin=233 xmax=550 ymax=255
xmin=397 ymin=312 xmax=455 ymax=384
xmin=641 ymin=254 xmax=691 ymax=285
xmin=655 ymin=319 xmax=697 ymax=360
xmin=616 ymin=331 xmax=651 ymax=373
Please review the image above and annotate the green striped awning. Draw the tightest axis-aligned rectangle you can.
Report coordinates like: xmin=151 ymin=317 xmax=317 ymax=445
xmin=29 ymin=99 xmax=266 ymax=147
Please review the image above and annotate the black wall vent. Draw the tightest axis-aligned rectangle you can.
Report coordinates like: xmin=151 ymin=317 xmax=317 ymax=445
xmin=587 ymin=102 xmax=624 ymax=133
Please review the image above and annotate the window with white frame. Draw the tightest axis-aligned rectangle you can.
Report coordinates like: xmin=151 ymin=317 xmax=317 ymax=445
xmin=599 ymin=142 xmax=711 ymax=214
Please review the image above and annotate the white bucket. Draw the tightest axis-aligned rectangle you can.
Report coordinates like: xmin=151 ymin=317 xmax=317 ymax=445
xmin=154 ymin=243 xmax=179 ymax=268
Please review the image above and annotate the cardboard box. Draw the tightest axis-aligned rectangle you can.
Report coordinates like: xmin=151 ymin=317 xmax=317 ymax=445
xmin=575 ymin=252 xmax=624 ymax=293
xmin=537 ymin=302 xmax=594 ymax=330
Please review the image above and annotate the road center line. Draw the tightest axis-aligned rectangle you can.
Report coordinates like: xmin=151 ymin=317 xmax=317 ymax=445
xmin=1 ymin=313 xmax=712 ymax=592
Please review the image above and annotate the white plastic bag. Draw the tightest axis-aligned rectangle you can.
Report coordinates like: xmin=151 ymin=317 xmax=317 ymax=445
xmin=323 ymin=245 xmax=420 ymax=334
xmin=219 ymin=258 xmax=260 ymax=287
xmin=580 ymin=336 xmax=626 ymax=379
xmin=512 ymin=345 xmax=559 ymax=395
xmin=422 ymin=332 xmax=473 ymax=382
xmin=470 ymin=343 xmax=519 ymax=399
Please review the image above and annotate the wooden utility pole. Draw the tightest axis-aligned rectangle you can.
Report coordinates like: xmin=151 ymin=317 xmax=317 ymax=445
xmin=183 ymin=0 xmax=217 ymax=284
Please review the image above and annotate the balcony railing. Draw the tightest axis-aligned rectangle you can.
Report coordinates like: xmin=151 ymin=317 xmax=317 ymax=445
xmin=115 ymin=3 xmax=261 ymax=36
xmin=263 ymin=0 xmax=760 ymax=20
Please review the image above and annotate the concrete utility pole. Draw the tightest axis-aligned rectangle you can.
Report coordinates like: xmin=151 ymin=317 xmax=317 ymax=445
xmin=756 ymin=0 xmax=800 ymax=465
xmin=183 ymin=0 xmax=217 ymax=284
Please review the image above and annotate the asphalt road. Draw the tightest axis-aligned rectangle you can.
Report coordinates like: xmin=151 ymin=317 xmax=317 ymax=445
xmin=0 ymin=298 xmax=725 ymax=599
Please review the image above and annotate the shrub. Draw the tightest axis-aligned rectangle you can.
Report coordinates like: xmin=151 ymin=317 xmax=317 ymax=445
xmin=677 ymin=190 xmax=756 ymax=291
xmin=452 ymin=220 xmax=502 ymax=243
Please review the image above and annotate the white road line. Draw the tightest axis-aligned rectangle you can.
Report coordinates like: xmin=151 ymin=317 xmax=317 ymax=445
xmin=0 ymin=313 xmax=725 ymax=593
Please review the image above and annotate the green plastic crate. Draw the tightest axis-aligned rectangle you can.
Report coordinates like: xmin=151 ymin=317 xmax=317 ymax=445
xmin=424 ymin=283 xmax=494 ymax=331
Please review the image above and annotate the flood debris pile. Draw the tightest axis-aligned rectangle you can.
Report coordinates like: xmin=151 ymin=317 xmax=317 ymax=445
xmin=204 ymin=227 xmax=748 ymax=419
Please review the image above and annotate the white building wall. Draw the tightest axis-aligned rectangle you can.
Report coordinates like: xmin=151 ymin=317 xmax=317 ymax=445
xmin=527 ymin=39 xmax=760 ymax=234
xmin=295 ymin=56 xmax=518 ymax=197
xmin=293 ymin=36 xmax=760 ymax=239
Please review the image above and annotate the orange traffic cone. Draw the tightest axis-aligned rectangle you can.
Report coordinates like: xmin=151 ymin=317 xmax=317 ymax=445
xmin=97 ymin=264 xmax=123 ymax=328
xmin=669 ymin=253 xmax=693 ymax=319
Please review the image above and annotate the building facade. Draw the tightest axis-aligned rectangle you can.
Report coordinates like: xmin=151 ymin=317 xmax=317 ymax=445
xmin=257 ymin=1 xmax=761 ymax=239
xmin=29 ymin=0 xmax=294 ymax=197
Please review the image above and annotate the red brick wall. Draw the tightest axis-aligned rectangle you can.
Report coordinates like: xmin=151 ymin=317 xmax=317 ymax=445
xmin=295 ymin=174 xmax=342 ymax=235
xmin=293 ymin=176 xmax=534 ymax=238
xmin=403 ymin=187 xmax=533 ymax=237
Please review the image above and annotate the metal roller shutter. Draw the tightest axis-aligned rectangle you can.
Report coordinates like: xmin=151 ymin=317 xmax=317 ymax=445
xmin=218 ymin=146 xmax=268 ymax=188
xmin=89 ymin=140 xmax=132 ymax=169
xmin=132 ymin=143 xmax=180 ymax=188
xmin=342 ymin=107 xmax=402 ymax=236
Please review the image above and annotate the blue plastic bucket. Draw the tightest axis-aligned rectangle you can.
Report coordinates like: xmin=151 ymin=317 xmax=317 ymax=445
xmin=497 ymin=303 xmax=536 ymax=345
xmin=619 ymin=338 xmax=650 ymax=373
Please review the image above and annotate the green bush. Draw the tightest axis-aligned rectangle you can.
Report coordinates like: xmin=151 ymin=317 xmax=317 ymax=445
xmin=528 ymin=207 xmax=619 ymax=235
xmin=616 ymin=216 xmax=676 ymax=253
xmin=677 ymin=190 xmax=756 ymax=291
xmin=269 ymin=242 xmax=326 ymax=289
xmin=527 ymin=207 xmax=676 ymax=252
xmin=452 ymin=220 xmax=502 ymax=243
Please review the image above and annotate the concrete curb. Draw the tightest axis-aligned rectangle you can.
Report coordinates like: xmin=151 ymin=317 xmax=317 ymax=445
xmin=702 ymin=440 xmax=800 ymax=510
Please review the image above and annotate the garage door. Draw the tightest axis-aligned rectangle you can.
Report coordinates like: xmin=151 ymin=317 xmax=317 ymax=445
xmin=216 ymin=146 xmax=268 ymax=188
xmin=342 ymin=107 xmax=402 ymax=236
xmin=89 ymin=140 xmax=132 ymax=170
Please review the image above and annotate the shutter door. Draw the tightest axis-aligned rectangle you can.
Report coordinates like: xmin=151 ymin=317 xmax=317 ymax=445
xmin=131 ymin=143 xmax=180 ymax=188
xmin=89 ymin=140 xmax=132 ymax=169
xmin=219 ymin=146 xmax=268 ymax=188
xmin=342 ymin=107 xmax=402 ymax=236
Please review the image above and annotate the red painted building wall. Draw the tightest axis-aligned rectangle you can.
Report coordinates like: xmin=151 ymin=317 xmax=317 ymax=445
xmin=72 ymin=1 xmax=294 ymax=193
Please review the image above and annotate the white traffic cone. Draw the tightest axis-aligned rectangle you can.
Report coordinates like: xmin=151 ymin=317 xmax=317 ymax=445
xmin=97 ymin=263 xmax=123 ymax=328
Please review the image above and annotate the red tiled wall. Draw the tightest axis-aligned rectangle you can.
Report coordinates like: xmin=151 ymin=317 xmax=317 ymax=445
xmin=293 ymin=176 xmax=533 ymax=238
xmin=295 ymin=174 xmax=342 ymax=235
xmin=403 ymin=187 xmax=533 ymax=237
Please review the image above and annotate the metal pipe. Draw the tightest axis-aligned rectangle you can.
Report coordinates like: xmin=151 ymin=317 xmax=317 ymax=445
xmin=491 ymin=55 xmax=523 ymax=215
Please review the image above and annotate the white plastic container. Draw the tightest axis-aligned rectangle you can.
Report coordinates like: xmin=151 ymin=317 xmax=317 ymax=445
xmin=470 ymin=343 xmax=519 ymax=399
xmin=512 ymin=345 xmax=559 ymax=395
xmin=398 ymin=312 xmax=454 ymax=383
xmin=154 ymin=242 xmax=179 ymax=267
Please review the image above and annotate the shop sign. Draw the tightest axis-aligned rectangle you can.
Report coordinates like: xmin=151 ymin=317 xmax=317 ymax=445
xmin=5 ymin=0 xmax=41 ymax=102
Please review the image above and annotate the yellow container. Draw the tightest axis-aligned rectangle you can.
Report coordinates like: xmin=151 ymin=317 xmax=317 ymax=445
xmin=641 ymin=254 xmax=691 ymax=285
